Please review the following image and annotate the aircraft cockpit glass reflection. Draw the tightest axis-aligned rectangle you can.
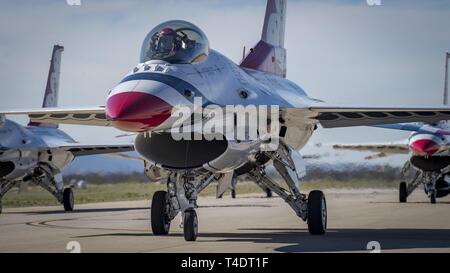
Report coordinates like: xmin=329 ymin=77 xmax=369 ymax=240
xmin=140 ymin=20 xmax=209 ymax=64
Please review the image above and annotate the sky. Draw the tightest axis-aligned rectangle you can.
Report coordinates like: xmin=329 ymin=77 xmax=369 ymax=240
xmin=1 ymin=0 xmax=450 ymax=166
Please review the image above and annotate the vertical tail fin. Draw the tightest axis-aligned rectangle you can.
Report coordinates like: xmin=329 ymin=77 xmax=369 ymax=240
xmin=29 ymin=45 xmax=64 ymax=128
xmin=240 ymin=0 xmax=287 ymax=78
xmin=43 ymin=45 xmax=64 ymax=108
xmin=261 ymin=0 xmax=286 ymax=48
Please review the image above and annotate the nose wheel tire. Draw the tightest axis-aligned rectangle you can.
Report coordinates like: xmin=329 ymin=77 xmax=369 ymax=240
xmin=0 ymin=200 xmax=2 ymax=214
xmin=307 ymin=190 xmax=327 ymax=235
xmin=63 ymin=188 xmax=74 ymax=212
xmin=151 ymin=191 xmax=171 ymax=235
xmin=183 ymin=209 xmax=198 ymax=241
xmin=399 ymin=182 xmax=408 ymax=203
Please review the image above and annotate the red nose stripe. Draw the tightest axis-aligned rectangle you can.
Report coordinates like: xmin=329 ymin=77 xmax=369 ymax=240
xmin=410 ymin=139 xmax=440 ymax=156
xmin=106 ymin=91 xmax=172 ymax=132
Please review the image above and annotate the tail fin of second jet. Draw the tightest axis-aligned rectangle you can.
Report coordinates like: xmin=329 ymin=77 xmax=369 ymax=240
xmin=29 ymin=45 xmax=64 ymax=128
xmin=42 ymin=45 xmax=64 ymax=108
xmin=240 ymin=0 xmax=287 ymax=78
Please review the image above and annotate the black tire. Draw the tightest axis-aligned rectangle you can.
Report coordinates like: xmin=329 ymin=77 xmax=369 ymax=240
xmin=430 ymin=190 xmax=437 ymax=204
xmin=399 ymin=182 xmax=408 ymax=203
xmin=266 ymin=188 xmax=273 ymax=198
xmin=151 ymin=191 xmax=170 ymax=235
xmin=63 ymin=188 xmax=74 ymax=212
xmin=183 ymin=209 xmax=198 ymax=241
xmin=307 ymin=190 xmax=327 ymax=235
xmin=0 ymin=200 xmax=2 ymax=214
xmin=231 ymin=189 xmax=236 ymax=199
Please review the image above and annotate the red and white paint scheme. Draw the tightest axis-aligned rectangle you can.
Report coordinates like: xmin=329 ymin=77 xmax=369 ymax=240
xmin=334 ymin=120 xmax=450 ymax=204
xmin=409 ymin=134 xmax=443 ymax=157
xmin=3 ymin=0 xmax=450 ymax=241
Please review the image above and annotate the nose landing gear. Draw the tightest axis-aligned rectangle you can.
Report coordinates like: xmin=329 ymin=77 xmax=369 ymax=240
xmin=150 ymin=172 xmax=217 ymax=241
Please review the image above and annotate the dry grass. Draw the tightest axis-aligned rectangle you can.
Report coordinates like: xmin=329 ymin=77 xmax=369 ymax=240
xmin=2 ymin=179 xmax=398 ymax=208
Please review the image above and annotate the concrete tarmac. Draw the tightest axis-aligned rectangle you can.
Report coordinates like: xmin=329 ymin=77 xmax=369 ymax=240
xmin=1 ymin=188 xmax=450 ymax=253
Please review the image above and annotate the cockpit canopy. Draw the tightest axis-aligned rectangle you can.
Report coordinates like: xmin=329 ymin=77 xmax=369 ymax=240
xmin=140 ymin=20 xmax=209 ymax=64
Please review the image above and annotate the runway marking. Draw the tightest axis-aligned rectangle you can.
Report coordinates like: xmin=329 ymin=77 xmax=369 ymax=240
xmin=27 ymin=218 xmax=148 ymax=232
xmin=25 ymin=209 xmax=148 ymax=232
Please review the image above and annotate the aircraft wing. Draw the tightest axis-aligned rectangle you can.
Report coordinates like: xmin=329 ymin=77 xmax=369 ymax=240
xmin=0 ymin=107 xmax=110 ymax=127
xmin=57 ymin=143 xmax=134 ymax=157
xmin=284 ymin=104 xmax=450 ymax=128
xmin=373 ymin=123 xmax=450 ymax=136
xmin=332 ymin=141 xmax=410 ymax=154
xmin=3 ymin=104 xmax=450 ymax=130
xmin=105 ymin=152 xmax=144 ymax=161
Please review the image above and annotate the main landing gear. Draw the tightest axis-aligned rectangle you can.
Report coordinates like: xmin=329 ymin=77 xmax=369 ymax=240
xmin=307 ymin=190 xmax=327 ymax=235
xmin=248 ymin=143 xmax=327 ymax=235
xmin=399 ymin=170 xmax=440 ymax=204
xmin=151 ymin=191 xmax=171 ymax=235
xmin=0 ymin=166 xmax=75 ymax=214
xmin=150 ymin=143 xmax=328 ymax=240
xmin=31 ymin=167 xmax=75 ymax=212
xmin=63 ymin=188 xmax=75 ymax=212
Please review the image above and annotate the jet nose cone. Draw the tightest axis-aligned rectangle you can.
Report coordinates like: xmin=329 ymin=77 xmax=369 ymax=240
xmin=410 ymin=139 xmax=440 ymax=156
xmin=106 ymin=91 xmax=173 ymax=132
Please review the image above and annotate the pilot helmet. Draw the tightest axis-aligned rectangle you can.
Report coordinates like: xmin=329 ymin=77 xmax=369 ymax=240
xmin=141 ymin=20 xmax=210 ymax=64
xmin=153 ymin=28 xmax=179 ymax=58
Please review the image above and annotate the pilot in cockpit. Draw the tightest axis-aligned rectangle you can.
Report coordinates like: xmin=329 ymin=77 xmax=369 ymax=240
xmin=141 ymin=20 xmax=209 ymax=64
xmin=150 ymin=27 xmax=195 ymax=61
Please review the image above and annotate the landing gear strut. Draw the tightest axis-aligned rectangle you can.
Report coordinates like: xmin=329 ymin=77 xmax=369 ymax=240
xmin=399 ymin=181 xmax=408 ymax=203
xmin=249 ymin=143 xmax=327 ymax=235
xmin=30 ymin=166 xmax=75 ymax=211
xmin=399 ymin=168 xmax=443 ymax=204
xmin=424 ymin=172 xmax=439 ymax=204
xmin=398 ymin=170 xmax=422 ymax=203
xmin=0 ymin=180 xmax=19 ymax=215
xmin=430 ymin=189 xmax=437 ymax=204
xmin=1 ymin=168 xmax=74 ymax=213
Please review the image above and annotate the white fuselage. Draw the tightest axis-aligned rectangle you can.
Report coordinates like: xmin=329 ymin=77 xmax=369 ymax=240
xmin=0 ymin=119 xmax=75 ymax=181
xmin=107 ymin=50 xmax=316 ymax=172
